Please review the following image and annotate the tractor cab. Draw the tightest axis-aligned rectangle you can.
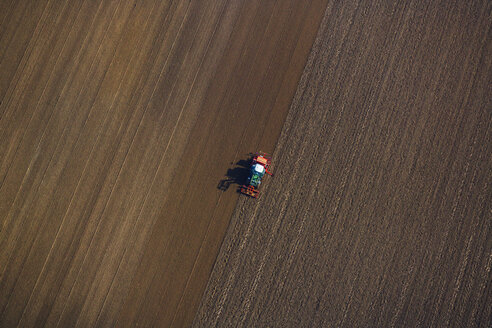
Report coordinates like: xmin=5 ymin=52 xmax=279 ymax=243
xmin=248 ymin=163 xmax=265 ymax=187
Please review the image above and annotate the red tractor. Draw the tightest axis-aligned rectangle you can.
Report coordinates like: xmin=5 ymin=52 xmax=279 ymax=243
xmin=240 ymin=152 xmax=273 ymax=198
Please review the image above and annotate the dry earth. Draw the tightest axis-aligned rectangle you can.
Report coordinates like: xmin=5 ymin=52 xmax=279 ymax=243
xmin=194 ymin=0 xmax=492 ymax=327
xmin=0 ymin=0 xmax=327 ymax=327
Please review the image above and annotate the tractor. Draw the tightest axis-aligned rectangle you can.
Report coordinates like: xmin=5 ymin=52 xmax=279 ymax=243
xmin=240 ymin=152 xmax=273 ymax=198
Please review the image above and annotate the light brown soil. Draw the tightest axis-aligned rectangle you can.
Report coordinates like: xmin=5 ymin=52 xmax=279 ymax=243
xmin=194 ymin=1 xmax=492 ymax=327
xmin=0 ymin=1 xmax=327 ymax=327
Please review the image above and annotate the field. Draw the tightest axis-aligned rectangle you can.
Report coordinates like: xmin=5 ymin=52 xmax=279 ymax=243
xmin=0 ymin=0 xmax=326 ymax=327
xmin=195 ymin=1 xmax=491 ymax=327
xmin=1 ymin=0 xmax=491 ymax=327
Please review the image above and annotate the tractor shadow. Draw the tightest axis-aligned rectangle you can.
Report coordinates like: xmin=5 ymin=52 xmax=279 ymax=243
xmin=217 ymin=159 xmax=251 ymax=193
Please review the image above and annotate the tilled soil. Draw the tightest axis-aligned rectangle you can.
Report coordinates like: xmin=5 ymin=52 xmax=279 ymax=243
xmin=194 ymin=1 xmax=492 ymax=327
xmin=0 ymin=1 xmax=327 ymax=327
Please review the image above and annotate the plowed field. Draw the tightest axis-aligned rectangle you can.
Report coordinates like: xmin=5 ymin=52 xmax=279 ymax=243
xmin=0 ymin=1 xmax=327 ymax=327
xmin=195 ymin=1 xmax=491 ymax=327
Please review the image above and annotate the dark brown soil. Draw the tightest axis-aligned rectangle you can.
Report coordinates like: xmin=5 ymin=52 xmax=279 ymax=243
xmin=0 ymin=1 xmax=327 ymax=327
xmin=194 ymin=1 xmax=492 ymax=327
